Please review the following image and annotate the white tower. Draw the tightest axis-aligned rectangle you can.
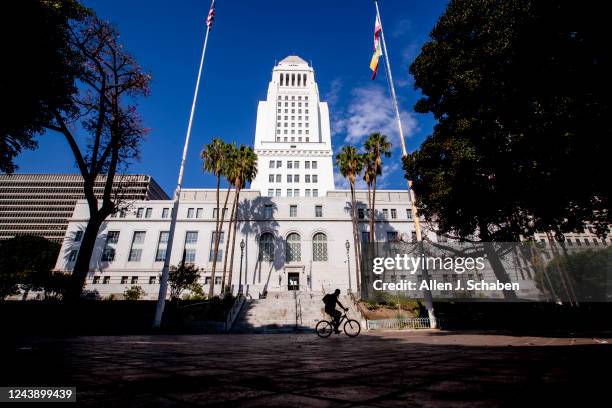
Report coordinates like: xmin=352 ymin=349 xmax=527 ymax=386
xmin=251 ymin=56 xmax=335 ymax=198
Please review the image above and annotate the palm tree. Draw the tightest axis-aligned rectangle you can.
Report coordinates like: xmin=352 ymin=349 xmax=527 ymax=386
xmin=218 ymin=143 xmax=238 ymax=294
xmin=201 ymin=138 xmax=227 ymax=298
xmin=336 ymin=146 xmax=364 ymax=291
xmin=226 ymin=146 xmax=258 ymax=294
xmin=364 ymin=132 xmax=392 ymax=243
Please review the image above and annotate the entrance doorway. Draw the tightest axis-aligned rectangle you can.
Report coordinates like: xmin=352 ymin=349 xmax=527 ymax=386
xmin=288 ymin=273 xmax=300 ymax=291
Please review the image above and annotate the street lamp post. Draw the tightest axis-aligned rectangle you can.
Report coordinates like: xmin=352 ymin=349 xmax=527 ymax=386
xmin=345 ymin=240 xmax=352 ymax=293
xmin=239 ymin=239 xmax=245 ymax=294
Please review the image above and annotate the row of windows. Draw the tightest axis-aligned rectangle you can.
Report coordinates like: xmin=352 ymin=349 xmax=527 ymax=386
xmin=267 ymin=189 xmax=319 ymax=197
xmin=269 ymin=160 xmax=318 ymax=169
xmin=267 ymin=174 xmax=319 ymax=183
xmin=259 ymin=232 xmax=328 ymax=262
xmin=277 ymin=108 xmax=309 ymax=114
xmin=110 ymin=207 xmax=171 ymax=219
xmin=277 ymin=95 xmax=308 ymax=100
xmin=277 ymin=115 xmax=309 ymax=121
xmin=90 ymin=275 xmax=225 ymax=285
xmin=277 ymin=121 xmax=309 ymax=128
xmin=358 ymin=208 xmax=416 ymax=220
xmin=276 ymin=134 xmax=309 ymax=141
xmin=277 ymin=101 xmax=309 ymax=108
xmin=279 ymin=73 xmax=308 ymax=87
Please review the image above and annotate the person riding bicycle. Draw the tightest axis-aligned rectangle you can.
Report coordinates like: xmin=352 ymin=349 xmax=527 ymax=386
xmin=322 ymin=289 xmax=348 ymax=333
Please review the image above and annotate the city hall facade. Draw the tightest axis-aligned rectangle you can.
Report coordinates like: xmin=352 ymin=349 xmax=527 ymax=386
xmin=54 ymin=56 xmax=431 ymax=299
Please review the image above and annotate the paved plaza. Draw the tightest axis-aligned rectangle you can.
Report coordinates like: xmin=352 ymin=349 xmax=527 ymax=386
xmin=2 ymin=331 xmax=611 ymax=407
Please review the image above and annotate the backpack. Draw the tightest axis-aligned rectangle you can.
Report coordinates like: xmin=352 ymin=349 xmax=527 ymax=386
xmin=322 ymin=294 xmax=333 ymax=306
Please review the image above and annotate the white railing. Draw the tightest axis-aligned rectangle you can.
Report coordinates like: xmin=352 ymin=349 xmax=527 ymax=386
xmin=366 ymin=318 xmax=432 ymax=330
xmin=225 ymin=294 xmax=245 ymax=332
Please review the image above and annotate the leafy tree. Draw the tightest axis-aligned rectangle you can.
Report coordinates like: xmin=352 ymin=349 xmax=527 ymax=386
xmin=364 ymin=133 xmax=392 ymax=242
xmin=168 ymin=262 xmax=201 ymax=300
xmin=336 ymin=145 xmax=365 ymax=291
xmin=0 ymin=236 xmax=60 ymax=299
xmin=406 ymin=0 xmax=610 ymax=244
xmin=536 ymin=247 xmax=611 ymax=302
xmin=225 ymin=146 xmax=258 ymax=293
xmin=42 ymin=14 xmax=151 ymax=301
xmin=0 ymin=0 xmax=87 ymax=173
xmin=123 ymin=285 xmax=145 ymax=300
xmin=201 ymin=138 xmax=229 ymax=297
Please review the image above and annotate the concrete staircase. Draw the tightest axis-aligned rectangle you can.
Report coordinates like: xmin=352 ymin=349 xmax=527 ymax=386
xmin=231 ymin=291 xmax=363 ymax=333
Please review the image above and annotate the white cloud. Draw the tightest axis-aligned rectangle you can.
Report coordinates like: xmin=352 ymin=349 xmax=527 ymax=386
xmin=325 ymin=78 xmax=342 ymax=108
xmin=333 ymin=84 xmax=419 ymax=148
xmin=392 ymin=18 xmax=413 ymax=38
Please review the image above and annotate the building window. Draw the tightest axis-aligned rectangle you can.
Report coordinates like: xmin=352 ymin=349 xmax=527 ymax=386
xmin=313 ymin=233 xmax=328 ymax=262
xmin=287 ymin=174 xmax=293 ymax=183
xmin=145 ymin=208 xmax=152 ymax=218
xmin=121 ymin=276 xmax=128 ymax=284
xmin=358 ymin=208 xmax=365 ymax=219
xmin=312 ymin=175 xmax=318 ymax=183
xmin=391 ymin=209 xmax=397 ymax=219
xmin=196 ymin=208 xmax=203 ymax=218
xmin=128 ymin=231 xmax=146 ymax=262
xmin=361 ymin=231 xmax=369 ymax=244
xmin=74 ymin=230 xmax=83 ymax=242
xmin=264 ymin=204 xmax=273 ymax=218
xmin=305 ymin=161 xmax=310 ymax=169
xmin=268 ymin=189 xmax=274 ymax=197
xmin=287 ymin=189 xmax=293 ymax=198
xmin=209 ymin=231 xmax=224 ymax=262
xmin=287 ymin=161 xmax=293 ymax=169
xmin=135 ymin=207 xmax=143 ymax=218
xmin=294 ymin=161 xmax=299 ymax=169
xmin=101 ymin=231 xmax=120 ymax=262
xmin=312 ymin=161 xmax=317 ymax=169
xmin=185 ymin=231 xmax=198 ymax=244
xmin=313 ymin=189 xmax=319 ymax=197
xmin=290 ymin=205 xmax=297 ymax=217
xmin=68 ymin=250 xmax=78 ymax=262
xmin=149 ymin=276 xmax=156 ymax=284
xmin=294 ymin=189 xmax=299 ymax=197
xmin=187 ymin=208 xmax=194 ymax=218
xmin=103 ymin=276 xmax=110 ymax=284
xmin=269 ymin=160 xmax=275 ymax=168
xmin=305 ymin=175 xmax=311 ymax=183
xmin=259 ymin=232 xmax=274 ymax=262
xmin=315 ymin=205 xmax=323 ymax=217
xmin=305 ymin=189 xmax=311 ymax=197
xmin=269 ymin=174 xmax=274 ymax=182
xmin=162 ymin=208 xmax=169 ymax=218
xmin=276 ymin=174 xmax=281 ymax=182
xmin=286 ymin=233 xmax=301 ymax=262
xmin=294 ymin=175 xmax=300 ymax=183
xmin=387 ymin=231 xmax=398 ymax=242
xmin=185 ymin=248 xmax=196 ymax=263
xmin=406 ymin=209 xmax=413 ymax=220
xmin=382 ymin=209 xmax=389 ymax=219
xmin=93 ymin=276 xmax=101 ymax=284
xmin=131 ymin=276 xmax=138 ymax=284
xmin=277 ymin=160 xmax=282 ymax=168
xmin=411 ymin=231 xmax=417 ymax=242
xmin=275 ymin=189 xmax=281 ymax=197
xmin=155 ymin=231 xmax=169 ymax=262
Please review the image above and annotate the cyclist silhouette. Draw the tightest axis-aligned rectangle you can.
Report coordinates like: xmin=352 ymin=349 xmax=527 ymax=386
xmin=322 ymin=289 xmax=348 ymax=333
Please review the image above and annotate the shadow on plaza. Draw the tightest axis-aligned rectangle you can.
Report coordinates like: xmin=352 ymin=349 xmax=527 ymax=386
xmin=1 ymin=328 xmax=611 ymax=407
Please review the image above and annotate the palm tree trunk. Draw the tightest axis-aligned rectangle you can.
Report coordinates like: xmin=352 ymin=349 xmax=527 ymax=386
xmin=370 ymin=176 xmax=377 ymax=243
xmin=221 ymin=191 xmax=238 ymax=292
xmin=227 ymin=188 xmax=242 ymax=294
xmin=209 ymin=175 xmax=222 ymax=298
xmin=350 ymin=183 xmax=361 ymax=291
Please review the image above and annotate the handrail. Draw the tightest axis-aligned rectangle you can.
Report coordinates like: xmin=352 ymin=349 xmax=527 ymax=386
xmin=225 ymin=294 xmax=245 ymax=333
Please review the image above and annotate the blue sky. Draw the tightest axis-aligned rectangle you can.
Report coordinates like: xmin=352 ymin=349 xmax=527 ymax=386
xmin=16 ymin=0 xmax=448 ymax=194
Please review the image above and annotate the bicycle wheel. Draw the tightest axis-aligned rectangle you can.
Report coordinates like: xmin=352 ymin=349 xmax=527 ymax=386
xmin=315 ymin=320 xmax=333 ymax=338
xmin=344 ymin=319 xmax=361 ymax=337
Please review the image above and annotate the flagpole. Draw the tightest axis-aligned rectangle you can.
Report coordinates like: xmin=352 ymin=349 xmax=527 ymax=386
xmin=374 ymin=0 xmax=436 ymax=328
xmin=153 ymin=0 xmax=215 ymax=328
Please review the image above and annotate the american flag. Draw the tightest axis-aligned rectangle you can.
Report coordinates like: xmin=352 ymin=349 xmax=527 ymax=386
xmin=206 ymin=1 xmax=215 ymax=29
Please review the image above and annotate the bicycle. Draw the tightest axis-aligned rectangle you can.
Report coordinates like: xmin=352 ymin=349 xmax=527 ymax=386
xmin=315 ymin=310 xmax=361 ymax=338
